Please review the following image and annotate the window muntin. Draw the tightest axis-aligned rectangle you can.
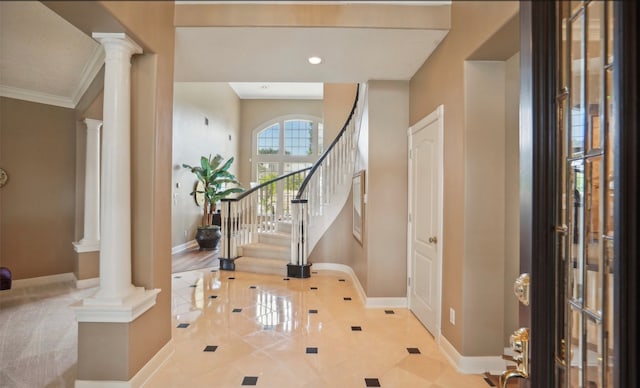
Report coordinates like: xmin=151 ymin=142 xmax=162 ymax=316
xmin=257 ymin=123 xmax=280 ymax=155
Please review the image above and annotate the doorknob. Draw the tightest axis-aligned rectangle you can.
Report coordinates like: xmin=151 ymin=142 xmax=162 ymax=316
xmin=499 ymin=327 xmax=530 ymax=388
xmin=428 ymin=236 xmax=438 ymax=244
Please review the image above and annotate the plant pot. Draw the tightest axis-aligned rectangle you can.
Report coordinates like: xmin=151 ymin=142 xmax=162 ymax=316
xmin=195 ymin=225 xmax=221 ymax=251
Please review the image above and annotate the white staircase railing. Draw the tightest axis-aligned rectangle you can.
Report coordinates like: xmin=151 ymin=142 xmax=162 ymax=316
xmin=289 ymin=84 xmax=365 ymax=276
xmin=219 ymin=168 xmax=310 ymax=270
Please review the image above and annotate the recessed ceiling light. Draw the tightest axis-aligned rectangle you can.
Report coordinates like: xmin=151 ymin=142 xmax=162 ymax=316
xmin=308 ymin=56 xmax=322 ymax=65
xmin=260 ymin=85 xmax=269 ymax=89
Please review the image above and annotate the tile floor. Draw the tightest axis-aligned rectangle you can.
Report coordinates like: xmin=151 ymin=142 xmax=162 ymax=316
xmin=146 ymin=268 xmax=490 ymax=387
xmin=0 ymin=267 xmax=492 ymax=387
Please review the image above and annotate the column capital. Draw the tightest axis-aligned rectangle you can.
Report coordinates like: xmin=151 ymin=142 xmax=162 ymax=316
xmin=83 ymin=118 xmax=102 ymax=131
xmin=92 ymin=32 xmax=143 ymax=57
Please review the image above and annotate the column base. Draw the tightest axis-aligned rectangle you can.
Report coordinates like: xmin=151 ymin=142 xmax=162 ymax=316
xmin=73 ymin=240 xmax=100 ymax=253
xmin=287 ymin=263 xmax=312 ymax=278
xmin=220 ymin=257 xmax=237 ymax=271
xmin=72 ymin=287 xmax=160 ymax=323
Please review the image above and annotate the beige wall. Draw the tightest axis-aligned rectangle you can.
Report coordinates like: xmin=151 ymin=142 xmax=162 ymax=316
xmin=322 ymin=83 xmax=358 ymax=146
xmin=238 ymin=99 xmax=322 ymax=186
xmin=172 ymin=82 xmax=241 ymax=247
xmin=463 ymin=60 xmax=506 ymax=355
xmin=365 ymin=81 xmax=409 ymax=297
xmin=175 ymin=3 xmax=450 ymax=30
xmin=0 ymin=97 xmax=77 ymax=279
xmin=409 ymin=1 xmax=519 ymax=354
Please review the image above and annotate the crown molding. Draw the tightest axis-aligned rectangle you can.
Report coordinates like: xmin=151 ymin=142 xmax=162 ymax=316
xmin=0 ymin=85 xmax=74 ymax=108
xmin=70 ymin=44 xmax=105 ymax=108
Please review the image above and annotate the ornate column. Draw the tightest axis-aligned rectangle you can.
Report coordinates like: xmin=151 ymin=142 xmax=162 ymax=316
xmin=74 ymin=119 xmax=102 ymax=251
xmin=74 ymin=33 xmax=158 ymax=322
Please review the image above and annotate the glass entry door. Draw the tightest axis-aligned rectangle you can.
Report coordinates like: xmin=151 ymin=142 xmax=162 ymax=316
xmin=555 ymin=1 xmax=615 ymax=386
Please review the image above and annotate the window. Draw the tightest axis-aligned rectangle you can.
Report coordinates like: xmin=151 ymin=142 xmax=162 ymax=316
xmin=252 ymin=115 xmax=322 ymax=218
xmin=252 ymin=115 xmax=322 ymax=183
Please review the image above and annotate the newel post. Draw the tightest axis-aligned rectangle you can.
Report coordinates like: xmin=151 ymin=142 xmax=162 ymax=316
xmin=288 ymin=199 xmax=311 ymax=278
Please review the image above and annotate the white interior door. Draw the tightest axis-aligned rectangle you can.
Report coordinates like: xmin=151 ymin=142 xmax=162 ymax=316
xmin=408 ymin=105 xmax=443 ymax=337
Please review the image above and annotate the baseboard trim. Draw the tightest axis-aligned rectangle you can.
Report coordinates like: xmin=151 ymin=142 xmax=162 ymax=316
xmin=10 ymin=272 xmax=75 ymax=289
xmin=75 ymin=339 xmax=174 ymax=388
xmin=438 ymin=335 xmax=506 ymax=375
xmin=365 ymin=297 xmax=408 ymax=308
xmin=171 ymin=240 xmax=198 ymax=255
xmin=75 ymin=277 xmax=99 ymax=289
xmin=311 ymin=263 xmax=407 ymax=308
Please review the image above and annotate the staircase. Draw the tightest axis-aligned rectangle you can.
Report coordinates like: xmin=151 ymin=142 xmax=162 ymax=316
xmin=220 ymin=84 xmax=365 ymax=277
xmin=234 ymin=222 xmax=291 ymax=276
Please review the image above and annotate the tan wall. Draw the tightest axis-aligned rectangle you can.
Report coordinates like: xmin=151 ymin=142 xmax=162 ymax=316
xmin=175 ymin=3 xmax=450 ymax=30
xmin=238 ymin=99 xmax=322 ymax=186
xmin=409 ymin=1 xmax=519 ymax=354
xmin=463 ymin=60 xmax=506 ymax=355
xmin=504 ymin=52 xmax=520 ymax=346
xmin=45 ymin=0 xmax=175 ymax=381
xmin=365 ymin=81 xmax=409 ymax=297
xmin=0 ymin=97 xmax=76 ymax=279
xmin=322 ymin=84 xmax=358 ymax=148
xmin=172 ymin=82 xmax=241 ymax=247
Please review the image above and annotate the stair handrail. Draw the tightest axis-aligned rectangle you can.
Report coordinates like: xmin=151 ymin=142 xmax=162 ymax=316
xmin=228 ymin=166 xmax=312 ymax=202
xmin=296 ymin=84 xmax=360 ymax=198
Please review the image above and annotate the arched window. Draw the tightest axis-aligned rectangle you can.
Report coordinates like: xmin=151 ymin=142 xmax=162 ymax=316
xmin=252 ymin=115 xmax=323 ymax=216
xmin=252 ymin=115 xmax=323 ymax=183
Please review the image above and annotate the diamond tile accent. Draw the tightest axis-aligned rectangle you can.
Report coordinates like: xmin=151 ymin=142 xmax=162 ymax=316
xmin=306 ymin=347 xmax=318 ymax=354
xmin=208 ymin=295 xmax=218 ymax=299
xmin=339 ymin=279 xmax=346 ymax=282
xmin=351 ymin=326 xmax=362 ymax=331
xmin=283 ymin=278 xmax=290 ymax=281
xmin=385 ymin=310 xmax=395 ymax=314
xmin=232 ymin=308 xmax=242 ymax=313
xmin=176 ymin=323 xmax=189 ymax=328
xmin=407 ymin=347 xmax=421 ymax=354
xmin=228 ymin=277 xmax=236 ymax=280
xmin=203 ymin=345 xmax=218 ymax=352
xmin=344 ymin=297 xmax=352 ymax=301
xmin=365 ymin=377 xmax=381 ymax=387
xmin=241 ymin=376 xmax=258 ymax=385
xmin=250 ymin=286 xmax=257 ymax=289
xmin=310 ymin=287 xmax=318 ymax=290
xmin=309 ymin=309 xmax=318 ymax=314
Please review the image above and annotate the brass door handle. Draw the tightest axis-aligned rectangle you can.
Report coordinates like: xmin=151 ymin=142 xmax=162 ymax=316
xmin=428 ymin=236 xmax=438 ymax=244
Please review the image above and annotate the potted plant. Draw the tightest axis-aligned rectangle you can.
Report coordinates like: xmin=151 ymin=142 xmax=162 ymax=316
xmin=182 ymin=154 xmax=244 ymax=250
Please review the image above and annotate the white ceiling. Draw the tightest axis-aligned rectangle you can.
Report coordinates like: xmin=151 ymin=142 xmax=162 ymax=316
xmin=228 ymin=82 xmax=323 ymax=99
xmin=0 ymin=1 xmax=449 ymax=106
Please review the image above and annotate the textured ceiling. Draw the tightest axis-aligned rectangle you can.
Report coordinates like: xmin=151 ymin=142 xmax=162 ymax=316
xmin=0 ymin=1 xmax=103 ymax=108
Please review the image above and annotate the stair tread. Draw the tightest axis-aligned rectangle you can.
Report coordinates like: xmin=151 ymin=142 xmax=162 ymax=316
xmin=242 ymin=242 xmax=289 ymax=252
xmin=236 ymin=256 xmax=289 ymax=265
